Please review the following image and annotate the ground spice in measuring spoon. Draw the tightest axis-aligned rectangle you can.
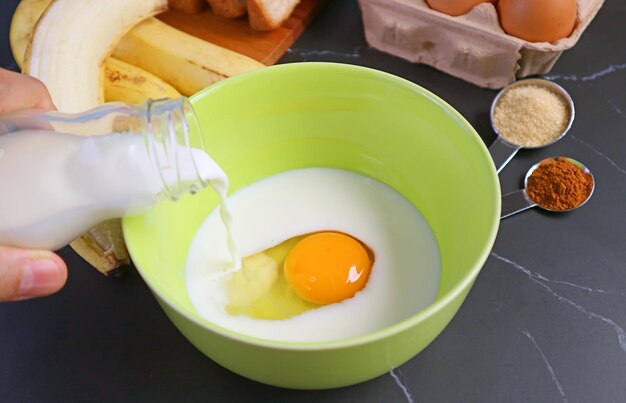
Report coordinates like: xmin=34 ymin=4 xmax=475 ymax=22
xmin=526 ymin=157 xmax=594 ymax=211
xmin=493 ymin=85 xmax=570 ymax=147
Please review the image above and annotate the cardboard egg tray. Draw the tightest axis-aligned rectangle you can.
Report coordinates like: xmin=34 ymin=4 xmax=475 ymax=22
xmin=358 ymin=0 xmax=604 ymax=89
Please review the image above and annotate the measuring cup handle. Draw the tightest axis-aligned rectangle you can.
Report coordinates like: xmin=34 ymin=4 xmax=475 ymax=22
xmin=489 ymin=137 xmax=521 ymax=174
xmin=501 ymin=189 xmax=537 ymax=219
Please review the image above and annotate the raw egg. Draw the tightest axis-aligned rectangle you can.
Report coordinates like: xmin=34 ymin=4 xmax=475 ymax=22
xmin=425 ymin=0 xmax=496 ymax=17
xmin=186 ymin=168 xmax=441 ymax=342
xmin=224 ymin=232 xmax=373 ymax=321
xmin=284 ymin=232 xmax=373 ymax=305
xmin=497 ymin=0 xmax=577 ymax=43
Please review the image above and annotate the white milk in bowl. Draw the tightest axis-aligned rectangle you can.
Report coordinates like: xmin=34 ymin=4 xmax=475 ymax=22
xmin=186 ymin=168 xmax=441 ymax=343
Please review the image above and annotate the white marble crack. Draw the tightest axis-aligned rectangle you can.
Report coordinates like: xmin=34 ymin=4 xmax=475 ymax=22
xmin=521 ymin=329 xmax=568 ymax=403
xmin=491 ymin=252 xmax=626 ymax=353
xmin=286 ymin=48 xmax=362 ymax=61
xmin=570 ymin=134 xmax=626 ymax=175
xmin=608 ymin=100 xmax=624 ymax=116
xmin=549 ymin=279 xmax=608 ymax=295
xmin=581 ymin=64 xmax=626 ymax=81
xmin=544 ymin=63 xmax=626 ymax=81
xmin=490 ymin=253 xmax=609 ymax=294
xmin=389 ymin=368 xmax=414 ymax=403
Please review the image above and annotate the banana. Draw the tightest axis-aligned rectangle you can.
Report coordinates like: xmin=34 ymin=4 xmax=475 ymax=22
xmin=11 ymin=0 xmax=182 ymax=276
xmin=9 ymin=0 xmax=52 ymax=69
xmin=104 ymin=58 xmax=180 ymax=104
xmin=19 ymin=0 xmax=170 ymax=275
xmin=24 ymin=0 xmax=168 ymax=112
xmin=68 ymin=220 xmax=131 ymax=274
xmin=12 ymin=0 xmax=263 ymax=275
xmin=73 ymin=54 xmax=183 ymax=273
xmin=113 ymin=17 xmax=265 ymax=96
xmin=70 ymin=59 xmax=180 ymax=275
xmin=11 ymin=0 xmax=180 ymax=106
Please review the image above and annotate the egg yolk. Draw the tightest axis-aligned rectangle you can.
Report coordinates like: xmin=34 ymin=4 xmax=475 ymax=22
xmin=283 ymin=232 xmax=372 ymax=305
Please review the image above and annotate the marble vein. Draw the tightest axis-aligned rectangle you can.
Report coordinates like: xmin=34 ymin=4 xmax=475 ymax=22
xmin=521 ymin=329 xmax=567 ymax=403
xmin=389 ymin=368 xmax=414 ymax=403
xmin=548 ymin=279 xmax=608 ymax=295
xmin=286 ymin=48 xmax=362 ymax=61
xmin=491 ymin=253 xmax=608 ymax=294
xmin=491 ymin=253 xmax=626 ymax=353
xmin=544 ymin=63 xmax=626 ymax=81
xmin=570 ymin=135 xmax=626 ymax=175
xmin=608 ymin=100 xmax=624 ymax=116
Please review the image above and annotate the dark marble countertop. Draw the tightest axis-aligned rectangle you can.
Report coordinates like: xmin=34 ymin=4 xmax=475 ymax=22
xmin=2 ymin=0 xmax=625 ymax=401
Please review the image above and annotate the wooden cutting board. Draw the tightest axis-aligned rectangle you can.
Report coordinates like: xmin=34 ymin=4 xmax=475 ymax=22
xmin=158 ymin=0 xmax=328 ymax=65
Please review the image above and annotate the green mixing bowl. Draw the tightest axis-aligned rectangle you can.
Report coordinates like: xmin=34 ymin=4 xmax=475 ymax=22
xmin=123 ymin=62 xmax=500 ymax=389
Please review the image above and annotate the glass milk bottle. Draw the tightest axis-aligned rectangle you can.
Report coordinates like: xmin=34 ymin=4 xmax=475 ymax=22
xmin=0 ymin=98 xmax=227 ymax=250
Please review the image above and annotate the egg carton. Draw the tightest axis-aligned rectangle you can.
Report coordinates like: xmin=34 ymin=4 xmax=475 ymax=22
xmin=358 ymin=0 xmax=604 ymax=89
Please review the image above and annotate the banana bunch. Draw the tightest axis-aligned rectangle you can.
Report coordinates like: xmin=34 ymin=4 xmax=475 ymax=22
xmin=10 ymin=0 xmax=265 ymax=275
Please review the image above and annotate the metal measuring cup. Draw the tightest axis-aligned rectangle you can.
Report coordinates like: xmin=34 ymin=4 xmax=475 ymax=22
xmin=489 ymin=79 xmax=576 ymax=174
xmin=501 ymin=157 xmax=594 ymax=219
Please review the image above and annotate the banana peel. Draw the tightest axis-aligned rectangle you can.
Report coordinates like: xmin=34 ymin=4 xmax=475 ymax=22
xmin=12 ymin=0 xmax=265 ymax=276
xmin=75 ymin=56 xmax=182 ymax=274
xmin=69 ymin=220 xmax=131 ymax=274
xmin=10 ymin=0 xmax=180 ymax=105
xmin=9 ymin=0 xmax=52 ymax=69
xmin=11 ymin=0 xmax=183 ymax=276
xmin=104 ymin=57 xmax=180 ymax=104
xmin=18 ymin=0 xmax=169 ymax=275
xmin=80 ymin=59 xmax=181 ymax=274
xmin=23 ymin=0 xmax=168 ymax=112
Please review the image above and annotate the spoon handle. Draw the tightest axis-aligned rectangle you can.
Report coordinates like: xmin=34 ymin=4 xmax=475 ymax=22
xmin=489 ymin=137 xmax=521 ymax=174
xmin=501 ymin=189 xmax=537 ymax=219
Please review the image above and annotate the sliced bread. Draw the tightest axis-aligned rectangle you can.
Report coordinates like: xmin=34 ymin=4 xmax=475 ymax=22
xmin=207 ymin=0 xmax=247 ymax=18
xmin=247 ymin=0 xmax=300 ymax=30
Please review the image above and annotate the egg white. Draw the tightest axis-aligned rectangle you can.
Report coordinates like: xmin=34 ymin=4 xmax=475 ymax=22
xmin=186 ymin=168 xmax=441 ymax=343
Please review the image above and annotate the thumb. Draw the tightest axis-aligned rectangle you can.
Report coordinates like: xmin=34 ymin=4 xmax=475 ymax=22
xmin=0 ymin=246 xmax=67 ymax=302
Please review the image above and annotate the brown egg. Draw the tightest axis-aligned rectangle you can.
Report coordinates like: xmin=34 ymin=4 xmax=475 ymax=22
xmin=426 ymin=0 xmax=496 ymax=17
xmin=498 ymin=0 xmax=577 ymax=43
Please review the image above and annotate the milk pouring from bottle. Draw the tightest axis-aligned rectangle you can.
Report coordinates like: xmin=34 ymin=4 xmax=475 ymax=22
xmin=0 ymin=98 xmax=230 ymax=251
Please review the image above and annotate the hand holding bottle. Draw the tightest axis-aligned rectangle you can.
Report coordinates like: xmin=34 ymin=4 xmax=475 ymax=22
xmin=0 ymin=68 xmax=67 ymax=302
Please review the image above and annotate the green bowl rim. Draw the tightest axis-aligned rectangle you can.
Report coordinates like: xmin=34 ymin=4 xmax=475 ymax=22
xmin=124 ymin=62 xmax=501 ymax=351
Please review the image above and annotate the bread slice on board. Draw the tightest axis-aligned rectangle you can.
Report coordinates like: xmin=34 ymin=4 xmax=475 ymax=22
xmin=207 ymin=0 xmax=247 ymax=18
xmin=247 ymin=0 xmax=300 ymax=30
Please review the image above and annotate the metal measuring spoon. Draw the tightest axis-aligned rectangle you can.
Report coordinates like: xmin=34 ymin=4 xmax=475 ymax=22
xmin=501 ymin=157 xmax=594 ymax=219
xmin=489 ymin=78 xmax=575 ymax=174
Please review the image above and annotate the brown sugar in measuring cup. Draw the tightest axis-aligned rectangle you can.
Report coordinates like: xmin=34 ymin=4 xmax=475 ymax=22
xmin=493 ymin=85 xmax=570 ymax=148
xmin=488 ymin=79 xmax=575 ymax=174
